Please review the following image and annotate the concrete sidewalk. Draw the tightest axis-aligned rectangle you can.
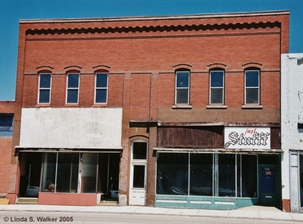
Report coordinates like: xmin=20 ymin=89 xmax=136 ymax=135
xmin=0 ymin=204 xmax=302 ymax=222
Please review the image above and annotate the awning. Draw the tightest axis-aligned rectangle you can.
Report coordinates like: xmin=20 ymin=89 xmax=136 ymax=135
xmin=153 ymin=147 xmax=283 ymax=154
xmin=15 ymin=146 xmax=122 ymax=154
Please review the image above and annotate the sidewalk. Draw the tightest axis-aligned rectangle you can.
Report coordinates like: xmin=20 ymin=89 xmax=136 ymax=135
xmin=1 ymin=204 xmax=302 ymax=222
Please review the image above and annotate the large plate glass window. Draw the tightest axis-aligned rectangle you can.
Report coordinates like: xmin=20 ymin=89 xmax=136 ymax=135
xmin=245 ymin=70 xmax=260 ymax=104
xmin=38 ymin=73 xmax=51 ymax=104
xmin=175 ymin=70 xmax=190 ymax=104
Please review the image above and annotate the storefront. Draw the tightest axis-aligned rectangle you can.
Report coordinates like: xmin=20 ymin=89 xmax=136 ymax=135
xmin=289 ymin=150 xmax=303 ymax=212
xmin=154 ymin=126 xmax=282 ymax=210
xmin=16 ymin=107 xmax=123 ymax=205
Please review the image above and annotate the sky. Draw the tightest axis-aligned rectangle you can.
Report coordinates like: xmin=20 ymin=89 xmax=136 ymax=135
xmin=0 ymin=0 xmax=302 ymax=100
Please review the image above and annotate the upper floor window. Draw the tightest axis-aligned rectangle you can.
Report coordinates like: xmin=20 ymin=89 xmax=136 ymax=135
xmin=38 ymin=73 xmax=51 ymax=104
xmin=245 ymin=70 xmax=260 ymax=104
xmin=210 ymin=70 xmax=224 ymax=104
xmin=95 ymin=73 xmax=108 ymax=104
xmin=0 ymin=114 xmax=13 ymax=136
xmin=66 ymin=73 xmax=79 ymax=104
xmin=175 ymin=70 xmax=190 ymax=104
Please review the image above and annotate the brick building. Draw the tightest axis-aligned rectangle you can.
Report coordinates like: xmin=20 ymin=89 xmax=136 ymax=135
xmin=12 ymin=10 xmax=289 ymax=210
xmin=0 ymin=101 xmax=15 ymax=204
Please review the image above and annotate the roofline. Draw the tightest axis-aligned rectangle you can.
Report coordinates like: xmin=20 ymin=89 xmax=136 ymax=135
xmin=19 ymin=10 xmax=290 ymax=24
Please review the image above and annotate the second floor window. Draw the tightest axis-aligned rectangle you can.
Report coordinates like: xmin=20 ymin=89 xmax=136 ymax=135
xmin=175 ymin=70 xmax=190 ymax=104
xmin=38 ymin=73 xmax=51 ymax=104
xmin=245 ymin=70 xmax=260 ymax=104
xmin=95 ymin=73 xmax=108 ymax=103
xmin=66 ymin=73 xmax=79 ymax=104
xmin=210 ymin=70 xmax=224 ymax=104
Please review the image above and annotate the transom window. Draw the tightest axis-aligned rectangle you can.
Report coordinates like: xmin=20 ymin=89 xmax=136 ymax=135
xmin=245 ymin=70 xmax=260 ymax=104
xmin=210 ymin=70 xmax=224 ymax=104
xmin=95 ymin=73 xmax=108 ymax=104
xmin=38 ymin=73 xmax=51 ymax=104
xmin=66 ymin=73 xmax=80 ymax=104
xmin=175 ymin=70 xmax=190 ymax=104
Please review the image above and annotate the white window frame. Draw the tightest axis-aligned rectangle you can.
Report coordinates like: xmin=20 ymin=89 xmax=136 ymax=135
xmin=209 ymin=70 xmax=224 ymax=104
xmin=38 ymin=73 xmax=52 ymax=104
xmin=94 ymin=73 xmax=108 ymax=104
xmin=245 ymin=70 xmax=260 ymax=105
xmin=66 ymin=73 xmax=80 ymax=104
xmin=175 ymin=70 xmax=190 ymax=105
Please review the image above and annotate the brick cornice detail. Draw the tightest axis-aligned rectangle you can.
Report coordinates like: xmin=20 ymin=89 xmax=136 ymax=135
xmin=25 ymin=21 xmax=281 ymax=36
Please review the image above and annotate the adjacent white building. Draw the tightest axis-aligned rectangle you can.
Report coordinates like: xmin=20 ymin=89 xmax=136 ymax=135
xmin=281 ymin=53 xmax=303 ymax=212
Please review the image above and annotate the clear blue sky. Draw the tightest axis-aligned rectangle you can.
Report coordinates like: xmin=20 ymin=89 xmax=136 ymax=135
xmin=0 ymin=0 xmax=302 ymax=100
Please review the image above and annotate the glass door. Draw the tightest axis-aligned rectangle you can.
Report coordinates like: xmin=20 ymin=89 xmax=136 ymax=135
xmin=129 ymin=141 xmax=147 ymax=205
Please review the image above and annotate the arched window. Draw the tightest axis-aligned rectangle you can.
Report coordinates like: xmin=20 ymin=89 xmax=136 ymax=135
xmin=209 ymin=69 xmax=224 ymax=104
xmin=38 ymin=73 xmax=52 ymax=104
xmin=245 ymin=69 xmax=260 ymax=104
xmin=175 ymin=70 xmax=190 ymax=104
xmin=66 ymin=72 xmax=80 ymax=104
xmin=95 ymin=72 xmax=108 ymax=104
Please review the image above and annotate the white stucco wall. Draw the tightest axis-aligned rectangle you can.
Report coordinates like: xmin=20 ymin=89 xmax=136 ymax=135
xmin=281 ymin=53 xmax=303 ymax=200
xmin=19 ymin=107 xmax=122 ymax=148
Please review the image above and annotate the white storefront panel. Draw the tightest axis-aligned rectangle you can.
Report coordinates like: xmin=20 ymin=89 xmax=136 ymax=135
xmin=19 ymin=108 xmax=122 ymax=148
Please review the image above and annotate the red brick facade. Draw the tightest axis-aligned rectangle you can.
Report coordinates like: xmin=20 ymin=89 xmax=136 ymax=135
xmin=0 ymin=101 xmax=16 ymax=204
xmin=13 ymin=11 xmax=289 ymax=208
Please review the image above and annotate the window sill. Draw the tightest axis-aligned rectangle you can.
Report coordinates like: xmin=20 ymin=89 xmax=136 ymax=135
xmin=241 ymin=104 xmax=263 ymax=109
xmin=207 ymin=105 xmax=227 ymax=109
xmin=172 ymin=104 xmax=192 ymax=109
xmin=35 ymin=104 xmax=51 ymax=107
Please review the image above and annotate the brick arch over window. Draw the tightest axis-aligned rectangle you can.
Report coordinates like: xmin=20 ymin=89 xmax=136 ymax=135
xmin=36 ymin=65 xmax=54 ymax=73
xmin=207 ymin=62 xmax=227 ymax=70
xmin=129 ymin=135 xmax=149 ymax=141
xmin=172 ymin=63 xmax=192 ymax=70
xmin=64 ymin=65 xmax=82 ymax=72
xmin=242 ymin=62 xmax=262 ymax=70
xmin=92 ymin=64 xmax=111 ymax=71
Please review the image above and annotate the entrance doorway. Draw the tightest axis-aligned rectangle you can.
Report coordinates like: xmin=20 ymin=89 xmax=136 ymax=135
xmin=19 ymin=153 xmax=41 ymax=197
xmin=259 ymin=165 xmax=279 ymax=206
xmin=129 ymin=141 xmax=147 ymax=205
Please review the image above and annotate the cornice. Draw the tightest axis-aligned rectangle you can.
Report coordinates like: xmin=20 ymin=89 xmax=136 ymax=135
xmin=25 ymin=21 xmax=281 ymax=36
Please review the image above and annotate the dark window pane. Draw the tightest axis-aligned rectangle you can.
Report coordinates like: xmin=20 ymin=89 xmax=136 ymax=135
xmin=39 ymin=90 xmax=50 ymax=103
xmin=40 ymin=74 xmax=51 ymax=88
xmin=219 ymin=154 xmax=235 ymax=197
xmin=177 ymin=89 xmax=188 ymax=104
xmin=241 ymin=155 xmax=257 ymax=197
xmin=190 ymin=154 xmax=213 ymax=196
xmin=133 ymin=165 xmax=145 ymax=188
xmin=95 ymin=89 xmax=107 ymax=103
xmin=211 ymin=88 xmax=223 ymax=104
xmin=67 ymin=89 xmax=78 ymax=103
xmin=41 ymin=153 xmax=56 ymax=192
xmin=68 ymin=74 xmax=79 ymax=88
xmin=211 ymin=71 xmax=223 ymax=87
xmin=82 ymin=153 xmax=97 ymax=193
xmin=157 ymin=153 xmax=188 ymax=195
xmin=246 ymin=71 xmax=259 ymax=87
xmin=133 ymin=142 xmax=147 ymax=159
xmin=246 ymin=88 xmax=258 ymax=104
xmin=176 ymin=72 xmax=189 ymax=87
xmin=96 ymin=73 xmax=107 ymax=87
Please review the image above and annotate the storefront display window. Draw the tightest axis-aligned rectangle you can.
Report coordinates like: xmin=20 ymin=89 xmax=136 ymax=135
xmin=219 ymin=154 xmax=235 ymax=196
xmin=190 ymin=154 xmax=213 ymax=196
xmin=157 ymin=153 xmax=257 ymax=198
xmin=157 ymin=153 xmax=188 ymax=195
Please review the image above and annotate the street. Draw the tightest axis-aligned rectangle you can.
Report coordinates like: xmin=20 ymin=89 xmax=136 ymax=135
xmin=0 ymin=210 xmax=299 ymax=224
